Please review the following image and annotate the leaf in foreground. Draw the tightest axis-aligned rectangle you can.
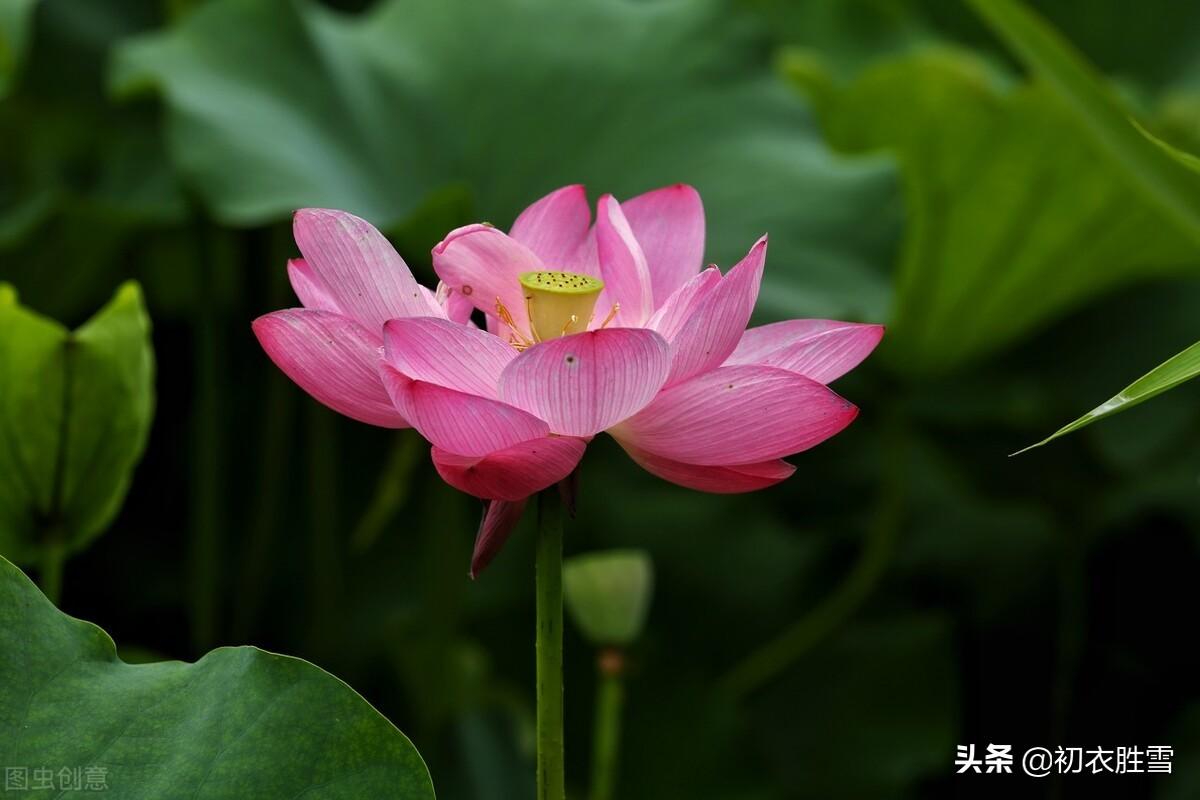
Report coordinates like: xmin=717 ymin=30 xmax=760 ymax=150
xmin=0 ymin=554 xmax=435 ymax=798
xmin=1016 ymin=339 xmax=1200 ymax=453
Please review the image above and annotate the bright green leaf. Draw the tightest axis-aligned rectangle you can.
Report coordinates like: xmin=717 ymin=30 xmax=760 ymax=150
xmin=967 ymin=0 xmax=1200 ymax=243
xmin=109 ymin=0 xmax=899 ymax=322
xmin=0 ymin=554 xmax=436 ymax=798
xmin=1135 ymin=120 xmax=1200 ymax=175
xmin=564 ymin=550 xmax=654 ymax=647
xmin=0 ymin=0 xmax=38 ymax=98
xmin=1017 ymin=338 xmax=1200 ymax=453
xmin=808 ymin=49 xmax=1199 ymax=372
xmin=0 ymin=282 xmax=154 ymax=564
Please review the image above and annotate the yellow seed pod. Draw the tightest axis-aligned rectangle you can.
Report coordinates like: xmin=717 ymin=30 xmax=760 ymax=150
xmin=519 ymin=271 xmax=604 ymax=341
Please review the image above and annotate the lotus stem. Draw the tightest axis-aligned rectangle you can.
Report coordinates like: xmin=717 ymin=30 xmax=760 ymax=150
xmin=535 ymin=488 xmax=566 ymax=800
xmin=589 ymin=648 xmax=626 ymax=800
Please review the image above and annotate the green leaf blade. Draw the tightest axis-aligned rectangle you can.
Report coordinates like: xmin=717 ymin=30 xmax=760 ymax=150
xmin=0 ymin=555 xmax=435 ymax=798
xmin=1017 ymin=339 xmax=1200 ymax=453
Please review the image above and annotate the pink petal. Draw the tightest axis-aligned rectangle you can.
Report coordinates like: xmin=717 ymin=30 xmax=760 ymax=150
xmin=432 ymin=436 xmax=587 ymax=501
xmin=646 ymin=267 xmax=720 ymax=341
xmin=253 ymin=309 xmax=405 ymax=428
xmin=383 ymin=316 xmax=515 ymax=399
xmin=499 ymin=328 xmax=670 ymax=436
xmin=659 ymin=236 xmax=767 ymax=387
xmin=435 ymin=281 xmax=476 ymax=325
xmin=610 ymin=364 xmax=857 ymax=465
xmin=379 ymin=365 xmax=549 ymax=456
xmin=619 ymin=443 xmax=795 ymax=493
xmin=621 ymin=184 xmax=705 ymax=307
xmin=432 ymin=224 xmax=544 ymax=341
xmin=595 ymin=195 xmax=654 ymax=327
xmin=287 ymin=258 xmax=341 ymax=312
xmin=293 ymin=209 xmax=438 ymax=329
xmin=725 ymin=320 xmax=885 ymax=384
xmin=471 ymin=499 xmax=528 ymax=579
xmin=509 ymin=184 xmax=592 ymax=268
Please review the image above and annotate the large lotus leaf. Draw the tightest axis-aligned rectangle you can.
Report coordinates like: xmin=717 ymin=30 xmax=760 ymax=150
xmin=0 ymin=554 xmax=435 ymax=798
xmin=805 ymin=48 xmax=1199 ymax=373
xmin=109 ymin=0 xmax=899 ymax=321
xmin=0 ymin=282 xmax=153 ymax=564
xmin=967 ymin=0 xmax=1200 ymax=242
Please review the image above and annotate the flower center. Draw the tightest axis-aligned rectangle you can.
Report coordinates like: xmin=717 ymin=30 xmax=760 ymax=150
xmin=518 ymin=271 xmax=604 ymax=342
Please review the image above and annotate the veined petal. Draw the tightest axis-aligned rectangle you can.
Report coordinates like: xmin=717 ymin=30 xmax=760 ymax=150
xmin=510 ymin=184 xmax=592 ymax=268
xmin=253 ymin=309 xmax=405 ymax=428
xmin=661 ymin=236 xmax=767 ymax=386
xmin=433 ymin=224 xmax=544 ymax=341
xmin=621 ymin=184 xmax=705 ymax=307
xmin=471 ymin=499 xmax=528 ymax=579
xmin=595 ymin=195 xmax=654 ymax=327
xmin=619 ymin=442 xmax=795 ymax=493
xmin=432 ymin=436 xmax=587 ymax=501
xmin=287 ymin=258 xmax=341 ymax=313
xmin=380 ymin=365 xmax=550 ymax=456
xmin=725 ymin=320 xmax=885 ymax=384
xmin=646 ymin=267 xmax=720 ymax=341
xmin=383 ymin=316 xmax=515 ymax=399
xmin=610 ymin=364 xmax=857 ymax=465
xmin=293 ymin=209 xmax=438 ymax=329
xmin=499 ymin=328 xmax=670 ymax=436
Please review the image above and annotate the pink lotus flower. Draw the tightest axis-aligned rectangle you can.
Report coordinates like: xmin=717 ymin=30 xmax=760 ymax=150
xmin=254 ymin=185 xmax=882 ymax=574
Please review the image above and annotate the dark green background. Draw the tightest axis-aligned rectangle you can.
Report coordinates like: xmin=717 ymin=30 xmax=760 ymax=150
xmin=2 ymin=0 xmax=1199 ymax=797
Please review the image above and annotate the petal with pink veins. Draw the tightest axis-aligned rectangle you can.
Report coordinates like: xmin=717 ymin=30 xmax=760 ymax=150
xmin=293 ymin=209 xmax=439 ymax=329
xmin=659 ymin=236 xmax=767 ymax=387
xmin=287 ymin=258 xmax=341 ymax=313
xmin=433 ymin=223 xmax=544 ymax=340
xmin=509 ymin=184 xmax=592 ymax=268
xmin=432 ymin=436 xmax=587 ymax=501
xmin=471 ymin=499 xmax=528 ymax=578
xmin=610 ymin=364 xmax=857 ymax=465
xmin=383 ymin=317 xmax=515 ymax=399
xmin=619 ymin=443 xmax=795 ymax=493
xmin=499 ymin=328 xmax=670 ymax=437
xmin=621 ymin=184 xmax=706 ymax=306
xmin=380 ymin=365 xmax=550 ymax=456
xmin=595 ymin=195 xmax=654 ymax=327
xmin=725 ymin=320 xmax=885 ymax=384
xmin=646 ymin=267 xmax=720 ymax=341
xmin=253 ymin=309 xmax=405 ymax=428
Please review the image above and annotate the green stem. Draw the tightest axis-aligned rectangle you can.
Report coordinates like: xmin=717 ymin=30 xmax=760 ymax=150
xmin=39 ymin=535 xmax=65 ymax=606
xmin=589 ymin=651 xmax=626 ymax=800
xmin=535 ymin=489 xmax=566 ymax=800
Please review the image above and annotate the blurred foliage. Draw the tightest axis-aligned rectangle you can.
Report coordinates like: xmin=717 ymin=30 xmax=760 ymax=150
xmin=0 ymin=0 xmax=38 ymax=99
xmin=801 ymin=49 xmax=1198 ymax=372
xmin=0 ymin=282 xmax=153 ymax=565
xmin=109 ymin=0 xmax=900 ymax=322
xmin=0 ymin=554 xmax=435 ymax=797
xmin=563 ymin=549 xmax=653 ymax=648
xmin=1 ymin=0 xmax=1199 ymax=798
